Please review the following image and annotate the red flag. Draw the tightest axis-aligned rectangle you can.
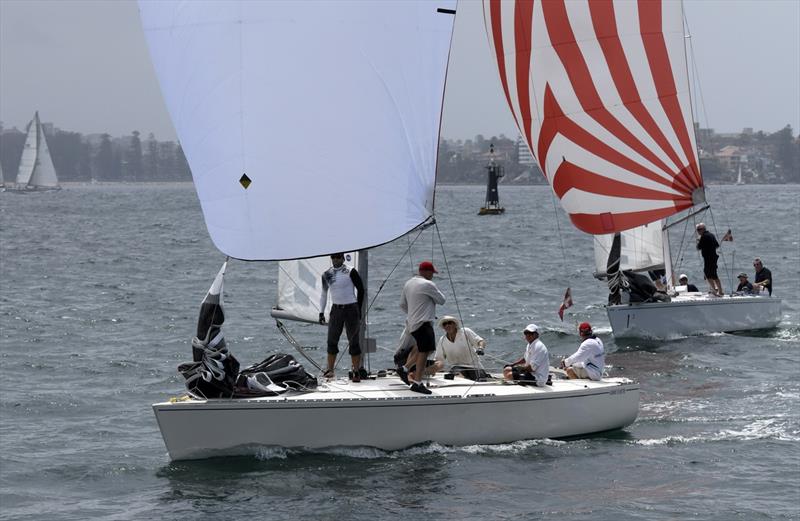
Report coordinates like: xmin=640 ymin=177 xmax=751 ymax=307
xmin=558 ymin=287 xmax=573 ymax=321
xmin=721 ymin=229 xmax=733 ymax=242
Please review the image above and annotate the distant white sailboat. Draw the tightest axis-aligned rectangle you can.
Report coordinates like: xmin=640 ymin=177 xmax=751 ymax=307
xmin=0 ymin=159 xmax=5 ymax=191
xmin=11 ymin=112 xmax=60 ymax=192
xmin=735 ymin=163 xmax=745 ymax=185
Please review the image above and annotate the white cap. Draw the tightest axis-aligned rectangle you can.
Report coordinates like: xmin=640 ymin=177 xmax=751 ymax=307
xmin=679 ymin=274 xmax=688 ymax=281
xmin=523 ymin=324 xmax=539 ymax=334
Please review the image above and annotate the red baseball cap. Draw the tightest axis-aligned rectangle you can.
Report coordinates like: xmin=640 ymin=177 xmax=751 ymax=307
xmin=578 ymin=322 xmax=592 ymax=333
xmin=418 ymin=261 xmax=438 ymax=273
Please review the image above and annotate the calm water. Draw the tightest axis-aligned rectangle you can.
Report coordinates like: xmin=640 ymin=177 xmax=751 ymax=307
xmin=1 ymin=184 xmax=798 ymax=520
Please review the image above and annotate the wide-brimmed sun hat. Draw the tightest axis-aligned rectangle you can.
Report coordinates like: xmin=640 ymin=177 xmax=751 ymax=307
xmin=437 ymin=315 xmax=460 ymax=329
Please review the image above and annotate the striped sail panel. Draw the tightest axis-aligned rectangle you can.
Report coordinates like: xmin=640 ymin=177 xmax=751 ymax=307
xmin=483 ymin=0 xmax=702 ymax=234
xmin=274 ymin=252 xmax=359 ymax=324
xmin=139 ymin=1 xmax=455 ymax=260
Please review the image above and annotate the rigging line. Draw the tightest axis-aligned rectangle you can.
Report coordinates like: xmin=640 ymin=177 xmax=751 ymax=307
xmin=673 ymin=214 xmax=692 ymax=275
xmin=685 ymin=7 xmax=733 ymax=239
xmin=432 ymin=221 xmax=484 ymax=396
xmin=706 ymin=208 xmax=733 ymax=292
xmin=549 ymin=187 xmax=569 ymax=272
xmin=275 ymin=320 xmax=322 ymax=371
xmin=365 ymin=225 xmax=427 ymax=317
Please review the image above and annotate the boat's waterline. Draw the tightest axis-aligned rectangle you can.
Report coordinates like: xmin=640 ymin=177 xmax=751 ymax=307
xmin=607 ymin=294 xmax=782 ymax=339
xmin=153 ymin=375 xmax=639 ymax=460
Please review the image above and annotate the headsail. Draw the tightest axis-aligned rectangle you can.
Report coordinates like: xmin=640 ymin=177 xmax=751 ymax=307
xmin=139 ymin=1 xmax=456 ymax=260
xmin=483 ymin=0 xmax=703 ymax=234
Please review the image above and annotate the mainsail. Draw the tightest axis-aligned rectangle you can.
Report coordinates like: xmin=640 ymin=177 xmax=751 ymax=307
xmin=483 ymin=0 xmax=704 ymax=234
xmin=139 ymin=1 xmax=456 ymax=261
xmin=273 ymin=252 xmax=359 ymax=324
xmin=593 ymin=222 xmax=663 ymax=277
xmin=15 ymin=112 xmax=59 ymax=189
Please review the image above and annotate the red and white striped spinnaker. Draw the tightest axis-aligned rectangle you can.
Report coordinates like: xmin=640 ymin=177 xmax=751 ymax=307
xmin=483 ymin=0 xmax=704 ymax=234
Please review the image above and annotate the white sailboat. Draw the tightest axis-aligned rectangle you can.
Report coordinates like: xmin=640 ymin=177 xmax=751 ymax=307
xmin=140 ymin=0 xmax=638 ymax=461
xmin=12 ymin=112 xmax=60 ymax=192
xmin=483 ymin=0 xmax=780 ymax=339
xmin=735 ymin=163 xmax=745 ymax=185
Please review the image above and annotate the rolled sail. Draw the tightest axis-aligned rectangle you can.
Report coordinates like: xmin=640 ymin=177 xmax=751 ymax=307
xmin=139 ymin=1 xmax=456 ymax=260
xmin=483 ymin=0 xmax=703 ymax=234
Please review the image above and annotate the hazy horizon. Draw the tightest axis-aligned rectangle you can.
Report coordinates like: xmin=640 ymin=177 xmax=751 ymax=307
xmin=1 ymin=0 xmax=798 ymax=142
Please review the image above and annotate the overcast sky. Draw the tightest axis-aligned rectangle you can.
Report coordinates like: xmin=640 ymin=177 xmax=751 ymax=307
xmin=1 ymin=0 xmax=798 ymax=141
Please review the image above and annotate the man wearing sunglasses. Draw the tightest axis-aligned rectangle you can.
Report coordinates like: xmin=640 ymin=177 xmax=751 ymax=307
xmin=753 ymin=258 xmax=773 ymax=295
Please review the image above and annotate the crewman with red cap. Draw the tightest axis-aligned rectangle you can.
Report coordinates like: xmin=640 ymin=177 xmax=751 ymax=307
xmin=560 ymin=322 xmax=605 ymax=381
xmin=398 ymin=260 xmax=446 ymax=394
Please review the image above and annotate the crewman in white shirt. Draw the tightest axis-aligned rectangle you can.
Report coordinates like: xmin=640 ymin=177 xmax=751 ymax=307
xmin=560 ymin=322 xmax=605 ymax=381
xmin=503 ymin=324 xmax=549 ymax=386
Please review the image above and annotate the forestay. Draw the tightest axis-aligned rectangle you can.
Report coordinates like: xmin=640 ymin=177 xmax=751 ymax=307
xmin=483 ymin=0 xmax=704 ymax=234
xmin=139 ymin=1 xmax=456 ymax=260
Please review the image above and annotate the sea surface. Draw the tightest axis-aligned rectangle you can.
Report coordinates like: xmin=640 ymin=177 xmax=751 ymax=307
xmin=1 ymin=183 xmax=798 ymax=521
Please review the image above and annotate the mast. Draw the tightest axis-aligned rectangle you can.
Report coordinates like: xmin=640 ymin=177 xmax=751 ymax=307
xmin=356 ymin=249 xmax=375 ymax=365
xmin=661 ymin=223 xmax=674 ymax=289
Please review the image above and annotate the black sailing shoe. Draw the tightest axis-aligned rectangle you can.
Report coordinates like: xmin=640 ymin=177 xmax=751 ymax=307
xmin=409 ymin=382 xmax=432 ymax=395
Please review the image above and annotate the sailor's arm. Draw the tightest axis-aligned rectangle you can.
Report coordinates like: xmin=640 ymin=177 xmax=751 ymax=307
xmin=319 ymin=274 xmax=329 ymax=323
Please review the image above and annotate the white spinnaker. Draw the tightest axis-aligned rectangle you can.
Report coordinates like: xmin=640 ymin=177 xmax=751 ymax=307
xmin=15 ymin=116 xmax=38 ymax=186
xmin=27 ymin=117 xmax=59 ymax=188
xmin=273 ymin=252 xmax=359 ymax=324
xmin=139 ymin=1 xmax=456 ymax=260
xmin=594 ymin=223 xmax=664 ymax=276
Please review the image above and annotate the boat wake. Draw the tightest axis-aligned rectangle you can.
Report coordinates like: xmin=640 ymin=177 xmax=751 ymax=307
xmin=634 ymin=417 xmax=799 ymax=446
xmin=254 ymin=439 xmax=566 ymax=461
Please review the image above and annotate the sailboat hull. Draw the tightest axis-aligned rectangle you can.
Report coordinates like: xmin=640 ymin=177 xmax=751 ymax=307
xmin=153 ymin=375 xmax=638 ymax=461
xmin=607 ymin=294 xmax=782 ymax=339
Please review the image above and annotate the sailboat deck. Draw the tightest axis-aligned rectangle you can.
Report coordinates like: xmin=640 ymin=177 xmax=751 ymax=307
xmin=157 ymin=374 xmax=636 ymax=409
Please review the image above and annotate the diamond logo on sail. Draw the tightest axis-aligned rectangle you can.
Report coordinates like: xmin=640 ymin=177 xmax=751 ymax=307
xmin=239 ymin=174 xmax=251 ymax=189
